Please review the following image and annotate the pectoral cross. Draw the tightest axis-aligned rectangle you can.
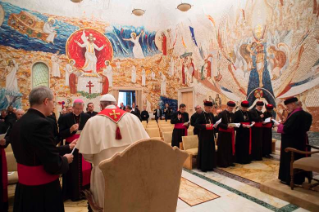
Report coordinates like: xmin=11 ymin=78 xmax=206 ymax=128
xmin=109 ymin=110 xmax=121 ymax=119
xmin=86 ymin=81 xmax=94 ymax=94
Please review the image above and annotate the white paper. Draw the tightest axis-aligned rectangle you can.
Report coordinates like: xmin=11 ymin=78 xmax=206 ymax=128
xmin=0 ymin=133 xmax=6 ymax=140
xmin=263 ymin=117 xmax=271 ymax=124
xmin=71 ymin=147 xmax=76 ymax=155
xmin=8 ymin=172 xmax=15 ymax=176
xmin=250 ymin=122 xmax=255 ymax=128
xmin=229 ymin=123 xmax=240 ymax=128
xmin=272 ymin=119 xmax=280 ymax=126
xmin=213 ymin=118 xmax=222 ymax=128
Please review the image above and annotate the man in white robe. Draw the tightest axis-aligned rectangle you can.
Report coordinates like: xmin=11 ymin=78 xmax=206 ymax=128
xmin=151 ymin=70 xmax=156 ymax=80
xmin=141 ymin=67 xmax=146 ymax=86
xmin=75 ymin=31 xmax=105 ymax=73
xmin=131 ymin=66 xmax=136 ymax=83
xmin=103 ymin=61 xmax=113 ymax=87
xmin=169 ymin=58 xmax=175 ymax=77
xmin=43 ymin=18 xmax=57 ymax=44
xmin=160 ymin=72 xmax=167 ymax=96
xmin=64 ymin=59 xmax=75 ymax=86
xmin=5 ymin=59 xmax=19 ymax=93
xmin=51 ymin=51 xmax=61 ymax=77
xmin=76 ymin=94 xmax=149 ymax=210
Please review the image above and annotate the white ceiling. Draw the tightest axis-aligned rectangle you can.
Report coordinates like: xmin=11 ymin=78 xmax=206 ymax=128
xmin=3 ymin=0 xmax=244 ymax=31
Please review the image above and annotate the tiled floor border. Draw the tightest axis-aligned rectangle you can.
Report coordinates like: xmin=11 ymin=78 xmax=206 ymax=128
xmin=184 ymin=169 xmax=299 ymax=212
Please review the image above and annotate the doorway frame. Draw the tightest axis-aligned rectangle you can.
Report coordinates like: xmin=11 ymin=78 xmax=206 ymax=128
xmin=178 ymin=87 xmax=195 ymax=111
xmin=111 ymin=86 xmax=144 ymax=107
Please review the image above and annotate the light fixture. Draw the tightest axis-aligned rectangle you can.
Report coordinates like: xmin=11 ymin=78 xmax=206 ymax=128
xmin=132 ymin=9 xmax=145 ymax=16
xmin=177 ymin=3 xmax=191 ymax=12
xmin=70 ymin=0 xmax=83 ymax=2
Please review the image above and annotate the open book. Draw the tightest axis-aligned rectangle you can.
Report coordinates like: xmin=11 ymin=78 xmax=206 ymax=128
xmin=263 ymin=117 xmax=272 ymax=124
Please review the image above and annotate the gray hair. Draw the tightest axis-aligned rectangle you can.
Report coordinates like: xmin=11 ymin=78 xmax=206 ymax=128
xmin=16 ymin=109 xmax=25 ymax=113
xmin=29 ymin=86 xmax=53 ymax=106
xmin=100 ymin=101 xmax=116 ymax=109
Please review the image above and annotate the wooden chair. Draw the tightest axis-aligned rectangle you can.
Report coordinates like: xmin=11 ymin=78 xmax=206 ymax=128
xmin=182 ymin=135 xmax=199 ymax=170
xmin=187 ymin=129 xmax=194 ymax=136
xmin=146 ymin=128 xmax=161 ymax=140
xmin=95 ymin=139 xmax=188 ymax=212
xmin=285 ymin=145 xmax=319 ymax=190
xmin=162 ymin=132 xmax=172 ymax=145
xmin=6 ymin=151 xmax=18 ymax=184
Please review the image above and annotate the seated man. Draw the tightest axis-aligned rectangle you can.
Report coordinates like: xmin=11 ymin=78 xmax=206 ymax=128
xmin=76 ymin=94 xmax=149 ymax=209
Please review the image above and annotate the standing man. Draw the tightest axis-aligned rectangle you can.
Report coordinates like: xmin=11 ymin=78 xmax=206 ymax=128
xmin=163 ymin=103 xmax=172 ymax=122
xmin=250 ymin=101 xmax=264 ymax=161
xmin=76 ymin=94 xmax=149 ymax=210
xmin=58 ymin=99 xmax=91 ymax=201
xmin=132 ymin=103 xmax=141 ymax=120
xmin=217 ymin=101 xmax=236 ymax=168
xmin=9 ymin=86 xmax=73 ymax=212
xmin=171 ymin=104 xmax=189 ymax=148
xmin=195 ymin=101 xmax=216 ymax=172
xmin=263 ymin=104 xmax=274 ymax=158
xmin=234 ymin=101 xmax=253 ymax=164
xmin=141 ymin=106 xmax=149 ymax=123
xmin=119 ymin=102 xmax=125 ymax=110
xmin=278 ymin=97 xmax=312 ymax=185
xmin=87 ymin=102 xmax=98 ymax=117
xmin=153 ymin=106 xmax=162 ymax=122
xmin=190 ymin=105 xmax=203 ymax=135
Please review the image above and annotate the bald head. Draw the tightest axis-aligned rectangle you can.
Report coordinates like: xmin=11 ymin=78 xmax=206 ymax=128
xmin=16 ymin=109 xmax=25 ymax=120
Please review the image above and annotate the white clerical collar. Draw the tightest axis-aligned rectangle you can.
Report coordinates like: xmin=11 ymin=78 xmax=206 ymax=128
xmin=106 ymin=105 xmax=117 ymax=109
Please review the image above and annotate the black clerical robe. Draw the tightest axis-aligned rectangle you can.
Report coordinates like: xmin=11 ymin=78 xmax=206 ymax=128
xmin=263 ymin=111 xmax=273 ymax=157
xmin=58 ymin=112 xmax=90 ymax=201
xmin=164 ymin=107 xmax=172 ymax=121
xmin=171 ymin=111 xmax=189 ymax=147
xmin=217 ymin=110 xmax=235 ymax=168
xmin=10 ymin=109 xmax=69 ymax=212
xmin=195 ymin=112 xmax=216 ymax=171
xmin=191 ymin=112 xmax=202 ymax=135
xmin=47 ymin=113 xmax=60 ymax=145
xmin=141 ymin=110 xmax=149 ymax=123
xmin=279 ymin=108 xmax=312 ymax=185
xmin=234 ymin=110 xmax=252 ymax=164
xmin=249 ymin=109 xmax=263 ymax=161
xmin=86 ymin=111 xmax=98 ymax=118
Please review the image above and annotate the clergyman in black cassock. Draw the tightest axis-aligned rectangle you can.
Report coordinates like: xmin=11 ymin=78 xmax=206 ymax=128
xmin=234 ymin=101 xmax=252 ymax=164
xmin=278 ymin=97 xmax=312 ymax=185
xmin=263 ymin=104 xmax=274 ymax=158
xmin=171 ymin=104 xmax=189 ymax=148
xmin=190 ymin=105 xmax=203 ymax=135
xmin=9 ymin=86 xmax=71 ymax=212
xmin=0 ymin=121 xmax=9 ymax=212
xmin=141 ymin=107 xmax=149 ymax=123
xmin=249 ymin=101 xmax=264 ymax=161
xmin=59 ymin=100 xmax=91 ymax=201
xmin=217 ymin=101 xmax=236 ymax=168
xmin=196 ymin=101 xmax=216 ymax=172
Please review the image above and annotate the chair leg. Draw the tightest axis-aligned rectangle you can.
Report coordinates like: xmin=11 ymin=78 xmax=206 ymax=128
xmin=290 ymin=169 xmax=294 ymax=190
xmin=183 ymin=154 xmax=193 ymax=170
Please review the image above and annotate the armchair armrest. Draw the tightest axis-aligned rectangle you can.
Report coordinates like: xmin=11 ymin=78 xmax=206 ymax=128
xmin=307 ymin=144 xmax=319 ymax=150
xmin=285 ymin=147 xmax=319 ymax=155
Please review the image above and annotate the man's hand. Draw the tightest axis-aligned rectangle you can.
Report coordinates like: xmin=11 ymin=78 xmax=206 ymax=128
xmin=64 ymin=154 xmax=74 ymax=164
xmin=0 ymin=139 xmax=6 ymax=146
xmin=70 ymin=124 xmax=79 ymax=133
xmin=260 ymin=114 xmax=264 ymax=118
xmin=69 ymin=139 xmax=78 ymax=150
xmin=178 ymin=114 xmax=182 ymax=119
xmin=206 ymin=124 xmax=212 ymax=128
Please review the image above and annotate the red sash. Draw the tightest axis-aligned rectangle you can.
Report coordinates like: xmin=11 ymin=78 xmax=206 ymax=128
xmin=263 ymin=123 xmax=273 ymax=128
xmin=17 ymin=164 xmax=59 ymax=186
xmin=219 ymin=128 xmax=235 ymax=156
xmin=66 ymin=134 xmax=91 ymax=186
xmin=174 ymin=123 xmax=188 ymax=136
xmin=203 ymin=124 xmax=213 ymax=130
xmin=1 ymin=149 xmax=8 ymax=202
xmin=241 ymin=122 xmax=252 ymax=154
xmin=254 ymin=122 xmax=263 ymax=128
